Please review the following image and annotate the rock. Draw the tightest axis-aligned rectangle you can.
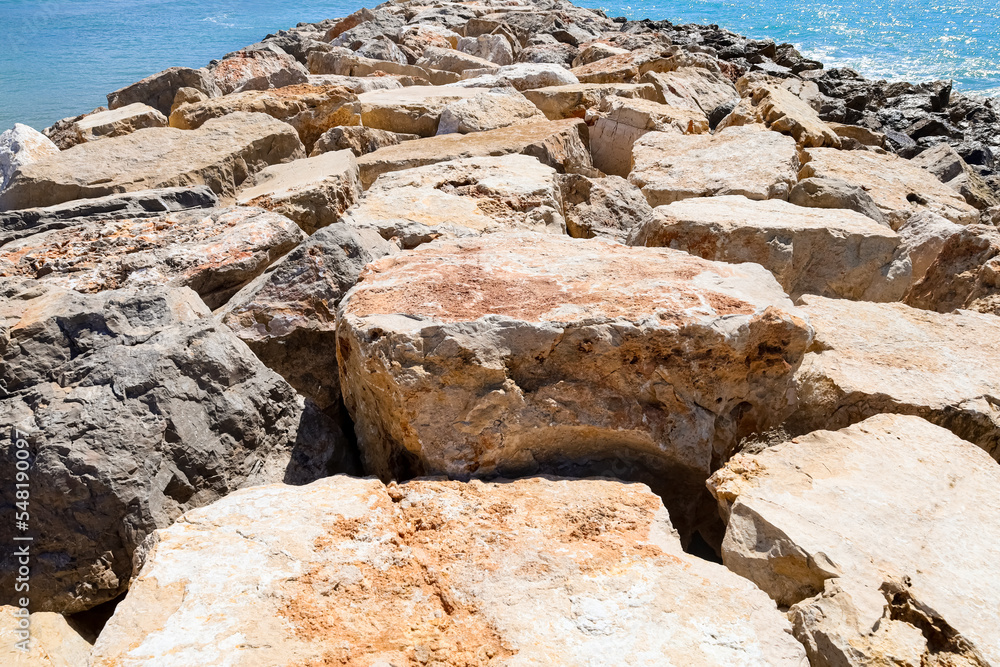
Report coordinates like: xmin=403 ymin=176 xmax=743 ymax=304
xmin=353 ymin=36 xmax=409 ymax=65
xmin=0 ymin=206 xmax=303 ymax=309
xmin=457 ymin=33 xmax=514 ymax=65
xmin=354 ymin=85 xmax=493 ymax=136
xmin=630 ymin=125 xmax=799 ymax=206
xmin=356 ymin=118 xmax=593 ymax=189
xmin=910 ymin=142 xmax=1000 ymax=211
xmin=107 ymin=66 xmax=219 ymax=116
xmin=719 ymin=84 xmax=841 ymax=148
xmin=787 ymin=295 xmax=1000 ymax=457
xmin=560 ymin=173 xmax=653 ymax=241
xmin=90 ymin=476 xmax=808 ymax=666
xmin=640 ymin=67 xmax=739 ymax=114
xmin=0 ymin=113 xmax=305 ymax=211
xmin=574 ymin=42 xmax=630 ymax=66
xmin=0 ymin=284 xmax=356 ymax=612
xmin=219 ymin=224 xmax=395 ymax=414
xmin=798 ymin=148 xmax=980 ymax=229
xmin=344 ymin=155 xmax=565 ymax=248
xmin=708 ymin=413 xmax=1000 ymax=666
xmin=458 ymin=62 xmax=580 ymax=90
xmin=310 ymin=126 xmax=418 ymax=159
xmin=436 ymin=89 xmax=546 ymax=135
xmin=569 ymin=49 xmax=662 ymax=84
xmin=522 ymin=82 xmax=659 ymax=119
xmin=337 ymin=233 xmax=812 ymax=536
xmin=321 ymin=7 xmax=375 ymax=41
xmin=788 ymin=176 xmax=889 ymax=225
xmin=827 ymin=122 xmax=886 ymax=147
xmin=41 ymin=104 xmax=167 ymax=149
xmin=416 ymin=45 xmax=499 ymax=74
xmin=904 ymin=223 xmax=1000 ymax=316
xmin=985 ymin=205 xmax=1000 ymax=226
xmin=169 ymin=86 xmax=208 ymax=114
xmin=399 ymin=24 xmax=461 ymax=55
xmin=0 ymin=605 xmax=92 ymax=666
xmin=306 ymin=73 xmax=403 ymax=93
xmin=516 ymin=42 xmax=580 ymax=67
xmin=42 ymin=108 xmax=105 ymax=150
xmin=0 ymin=124 xmax=60 ymax=192
xmin=590 ymin=96 xmax=709 ymax=177
xmin=630 ymin=195 xmax=907 ymax=300
xmin=210 ymin=49 xmax=309 ymax=95
xmin=894 ymin=210 xmax=963 ymax=285
xmin=168 ymin=84 xmax=358 ymax=153
xmin=307 ymin=50 xmax=460 ymax=86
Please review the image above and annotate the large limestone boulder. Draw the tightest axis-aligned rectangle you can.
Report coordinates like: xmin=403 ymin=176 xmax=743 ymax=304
xmin=560 ymin=173 xmax=654 ymax=241
xmin=708 ymin=414 xmax=1000 ymax=667
xmin=91 ymin=476 xmax=808 ymax=666
xmin=416 ymin=45 xmax=499 ymax=73
xmin=47 ymin=103 xmax=167 ymax=148
xmin=629 ymin=125 xmax=799 ymax=206
xmin=641 ymin=67 xmax=739 ymax=115
xmin=894 ymin=210 xmax=963 ymax=285
xmin=0 ymin=113 xmax=304 ymax=211
xmin=337 ymin=233 xmax=812 ymax=536
xmin=719 ymin=84 xmax=841 ymax=148
xmin=788 ymin=295 xmax=1000 ymax=458
xmin=236 ymin=150 xmax=362 ymax=234
xmin=457 ymin=33 xmax=514 ymax=65
xmin=219 ymin=225 xmax=396 ymax=415
xmin=356 ymin=118 xmax=593 ymax=188
xmin=910 ymin=142 xmax=1000 ymax=211
xmin=522 ymin=82 xmax=659 ymax=119
xmin=307 ymin=50 xmax=460 ymax=86
xmin=344 ymin=155 xmax=566 ymax=248
xmin=904 ymin=223 xmax=1000 ymax=316
xmin=788 ymin=176 xmax=888 ymax=225
xmin=309 ymin=125 xmax=418 ymax=157
xmin=107 ymin=66 xmax=219 ymax=116
xmin=210 ymin=49 xmax=309 ymax=94
xmin=457 ymin=62 xmax=580 ymax=90
xmin=353 ymin=85 xmax=493 ymax=136
xmin=798 ymin=148 xmax=980 ymax=229
xmin=436 ymin=89 xmax=546 ymax=135
xmin=0 ymin=606 xmax=92 ymax=666
xmin=0 ymin=206 xmax=303 ymax=309
xmin=306 ymin=72 xmax=404 ymax=93
xmin=168 ymin=84 xmax=358 ymax=152
xmin=0 ymin=124 xmax=60 ymax=192
xmin=0 ymin=284 xmax=355 ymax=612
xmin=629 ymin=196 xmax=908 ymax=301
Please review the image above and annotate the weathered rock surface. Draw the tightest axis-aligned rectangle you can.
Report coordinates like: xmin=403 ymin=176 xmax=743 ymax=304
xmin=0 ymin=113 xmax=304 ymax=211
xmin=911 ymin=142 xmax=1000 ymax=211
xmin=0 ymin=605 xmax=92 ymax=666
xmin=236 ymin=150 xmax=362 ymax=234
xmin=354 ymin=85 xmax=493 ymax=136
xmin=210 ymin=49 xmax=310 ymax=95
xmin=345 ymin=155 xmax=566 ymax=247
xmin=0 ymin=124 xmax=60 ymax=192
xmin=719 ymin=84 xmax=842 ymax=148
xmin=708 ymin=414 xmax=1000 ymax=666
xmin=0 ymin=284 xmax=355 ymax=612
xmin=107 ymin=66 xmax=220 ymax=116
xmin=629 ymin=195 xmax=908 ymax=300
xmin=904 ymin=223 xmax=1000 ymax=316
xmin=416 ymin=45 xmax=499 ymax=74
xmin=458 ymin=33 xmax=514 ymax=65
xmin=305 ymin=73 xmax=403 ymax=93
xmin=788 ymin=295 xmax=1000 ymax=457
xmin=641 ymin=67 xmax=739 ymax=115
xmin=0 ymin=206 xmax=303 ymax=309
xmin=219 ymin=225 xmax=396 ymax=414
xmin=560 ymin=173 xmax=654 ymax=241
xmin=91 ymin=476 xmax=808 ymax=666
xmin=788 ymin=176 xmax=888 ymax=225
xmin=436 ymin=88 xmax=546 ymax=134
xmin=894 ymin=210 xmax=963 ymax=285
xmin=630 ymin=125 xmax=799 ymax=206
xmin=46 ymin=103 xmax=167 ymax=149
xmin=309 ymin=125 xmax=419 ymax=157
xmin=338 ymin=233 xmax=812 ymax=536
xmin=798 ymin=147 xmax=980 ymax=229
xmin=458 ymin=62 xmax=580 ymax=90
xmin=522 ymin=82 xmax=659 ymax=119
xmin=356 ymin=118 xmax=593 ymax=188
xmin=307 ymin=50 xmax=460 ymax=86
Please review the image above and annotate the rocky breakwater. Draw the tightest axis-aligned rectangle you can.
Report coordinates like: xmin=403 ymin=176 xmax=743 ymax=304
xmin=0 ymin=0 xmax=998 ymax=664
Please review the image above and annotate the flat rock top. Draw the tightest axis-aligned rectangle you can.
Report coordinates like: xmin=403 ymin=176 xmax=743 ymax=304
xmin=357 ymin=85 xmax=492 ymax=104
xmin=75 ymin=102 xmax=162 ymax=129
xmin=343 ymin=232 xmax=796 ymax=326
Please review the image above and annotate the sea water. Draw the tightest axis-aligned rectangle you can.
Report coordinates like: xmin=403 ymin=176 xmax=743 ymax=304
xmin=1 ymin=0 xmax=998 ymax=131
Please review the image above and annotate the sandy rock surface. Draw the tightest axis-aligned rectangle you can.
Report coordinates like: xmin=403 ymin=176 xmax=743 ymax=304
xmin=0 ymin=124 xmax=60 ymax=192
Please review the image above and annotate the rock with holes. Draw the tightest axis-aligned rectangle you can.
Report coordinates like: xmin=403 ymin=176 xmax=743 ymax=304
xmin=629 ymin=125 xmax=799 ymax=206
xmin=523 ymin=83 xmax=659 ymax=119
xmin=641 ymin=68 xmax=739 ymax=116
xmin=904 ymin=223 xmax=1000 ymax=316
xmin=236 ymin=151 xmax=362 ymax=235
xmin=210 ymin=50 xmax=309 ymax=95
xmin=798 ymin=148 xmax=979 ymax=229
xmin=0 ymin=605 xmax=93 ymax=666
xmin=560 ymin=173 xmax=653 ymax=241
xmin=90 ymin=476 xmax=808 ymax=666
xmin=718 ymin=84 xmax=841 ymax=148
xmin=337 ymin=233 xmax=812 ymax=538
xmin=0 ymin=284 xmax=355 ymax=613
xmin=0 ymin=113 xmax=304 ymax=211
xmin=787 ymin=295 xmax=1000 ymax=458
xmin=46 ymin=103 xmax=167 ymax=149
xmin=343 ymin=155 xmax=565 ymax=248
xmin=0 ymin=206 xmax=303 ymax=309
xmin=628 ymin=196 xmax=908 ymax=301
xmin=708 ymin=414 xmax=1000 ymax=667
xmin=106 ymin=66 xmax=220 ymax=116
xmin=0 ymin=124 xmax=60 ymax=192
xmin=354 ymin=86 xmax=494 ymax=137
xmin=436 ymin=89 xmax=546 ymax=135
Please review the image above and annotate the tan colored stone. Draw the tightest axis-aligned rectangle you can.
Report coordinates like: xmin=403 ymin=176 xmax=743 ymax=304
xmin=457 ymin=33 xmax=514 ymax=65
xmin=0 ymin=607 xmax=92 ymax=666
xmin=629 ymin=195 xmax=907 ymax=300
xmin=92 ymin=476 xmax=808 ymax=666
xmin=629 ymin=125 xmax=799 ymax=206
xmin=560 ymin=173 xmax=654 ymax=242
xmin=894 ymin=210 xmax=963 ymax=285
xmin=719 ymin=84 xmax=841 ymax=148
xmin=904 ymin=223 xmax=1000 ymax=316
xmin=400 ymin=24 xmax=461 ymax=54
xmin=309 ymin=125 xmax=418 ymax=157
xmin=356 ymin=118 xmax=593 ymax=188
xmin=0 ymin=124 xmax=60 ymax=192
xmin=522 ymin=82 xmax=659 ymax=119
xmin=456 ymin=62 xmax=580 ymax=90
xmin=51 ymin=103 xmax=168 ymax=148
xmin=211 ymin=49 xmax=309 ymax=95
xmin=798 ymin=148 xmax=979 ymax=229
xmin=307 ymin=50 xmax=460 ymax=86
xmin=788 ymin=295 xmax=1000 ymax=457
xmin=569 ymin=48 xmax=669 ymax=84
xmin=305 ymin=73 xmax=404 ymax=93
xmin=708 ymin=414 xmax=1000 ymax=666
xmin=416 ymin=45 xmax=499 ymax=73
xmin=436 ymin=89 xmax=546 ymax=134
xmin=641 ymin=67 xmax=739 ymax=114
xmin=354 ymin=85 xmax=493 ymax=136
xmin=828 ymin=122 xmax=886 ymax=147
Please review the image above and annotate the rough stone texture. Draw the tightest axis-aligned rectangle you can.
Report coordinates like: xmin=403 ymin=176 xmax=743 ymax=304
xmin=219 ymin=225 xmax=396 ymax=414
xmin=399 ymin=24 xmax=461 ymax=55
xmin=560 ymin=173 xmax=654 ymax=241
xmin=307 ymin=50 xmax=460 ymax=86
xmin=523 ymin=82 xmax=659 ymax=119
xmin=236 ymin=150 xmax=362 ymax=235
xmin=0 ymin=124 xmax=60 ymax=192
xmin=0 ymin=284 xmax=356 ymax=613
xmin=719 ymin=84 xmax=842 ymax=148
xmin=91 ymin=476 xmax=808 ymax=667
xmin=641 ymin=67 xmax=739 ymax=115
xmin=457 ymin=33 xmax=514 ymax=65
xmin=798 ymin=147 xmax=980 ymax=229
xmin=787 ymin=295 xmax=1000 ymax=458
xmin=357 ymin=118 xmax=593 ymax=189
xmin=306 ymin=73 xmax=404 ymax=93
xmin=168 ymin=84 xmax=359 ymax=152
xmin=338 ymin=233 xmax=812 ymax=537
xmin=50 ymin=103 xmax=168 ymax=148
xmin=788 ymin=176 xmax=889 ymax=226
xmin=630 ymin=125 xmax=799 ymax=206
xmin=904 ymin=223 xmax=1000 ymax=316
xmin=894 ymin=210 xmax=963 ymax=286
xmin=0 ymin=113 xmax=305 ymax=211
xmin=436 ymin=89 xmax=546 ymax=135
xmin=416 ymin=45 xmax=499 ymax=74
xmin=0 ymin=206 xmax=304 ymax=310
xmin=591 ymin=96 xmax=709 ymax=177
xmin=43 ymin=108 xmax=107 ymax=150
xmin=210 ymin=50 xmax=309 ymax=95
xmin=345 ymin=155 xmax=566 ymax=248
xmin=708 ymin=414 xmax=1000 ymax=667
xmin=309 ymin=125 xmax=419 ymax=157
xmin=569 ymin=49 xmax=664 ymax=84
xmin=107 ymin=66 xmax=220 ymax=116
xmin=354 ymin=85 xmax=493 ymax=136
xmin=910 ymin=142 xmax=1000 ymax=211
xmin=458 ymin=62 xmax=580 ymax=90
xmin=630 ymin=195 xmax=907 ymax=301
xmin=0 ymin=606 xmax=92 ymax=666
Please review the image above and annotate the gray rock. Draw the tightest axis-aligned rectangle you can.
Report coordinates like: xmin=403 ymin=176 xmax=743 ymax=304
xmin=353 ymin=37 xmax=409 ymax=65
xmin=209 ymin=50 xmax=309 ymax=95
xmin=788 ymin=177 xmax=888 ymax=225
xmin=0 ymin=124 xmax=60 ymax=192
xmin=310 ymin=126 xmax=418 ymax=157
xmin=559 ymin=173 xmax=653 ymax=241
xmin=107 ymin=66 xmax=220 ymax=116
xmin=911 ymin=142 xmax=1000 ymax=211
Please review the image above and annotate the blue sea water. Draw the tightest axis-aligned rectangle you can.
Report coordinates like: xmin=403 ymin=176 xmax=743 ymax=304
xmin=1 ymin=0 xmax=998 ymax=132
